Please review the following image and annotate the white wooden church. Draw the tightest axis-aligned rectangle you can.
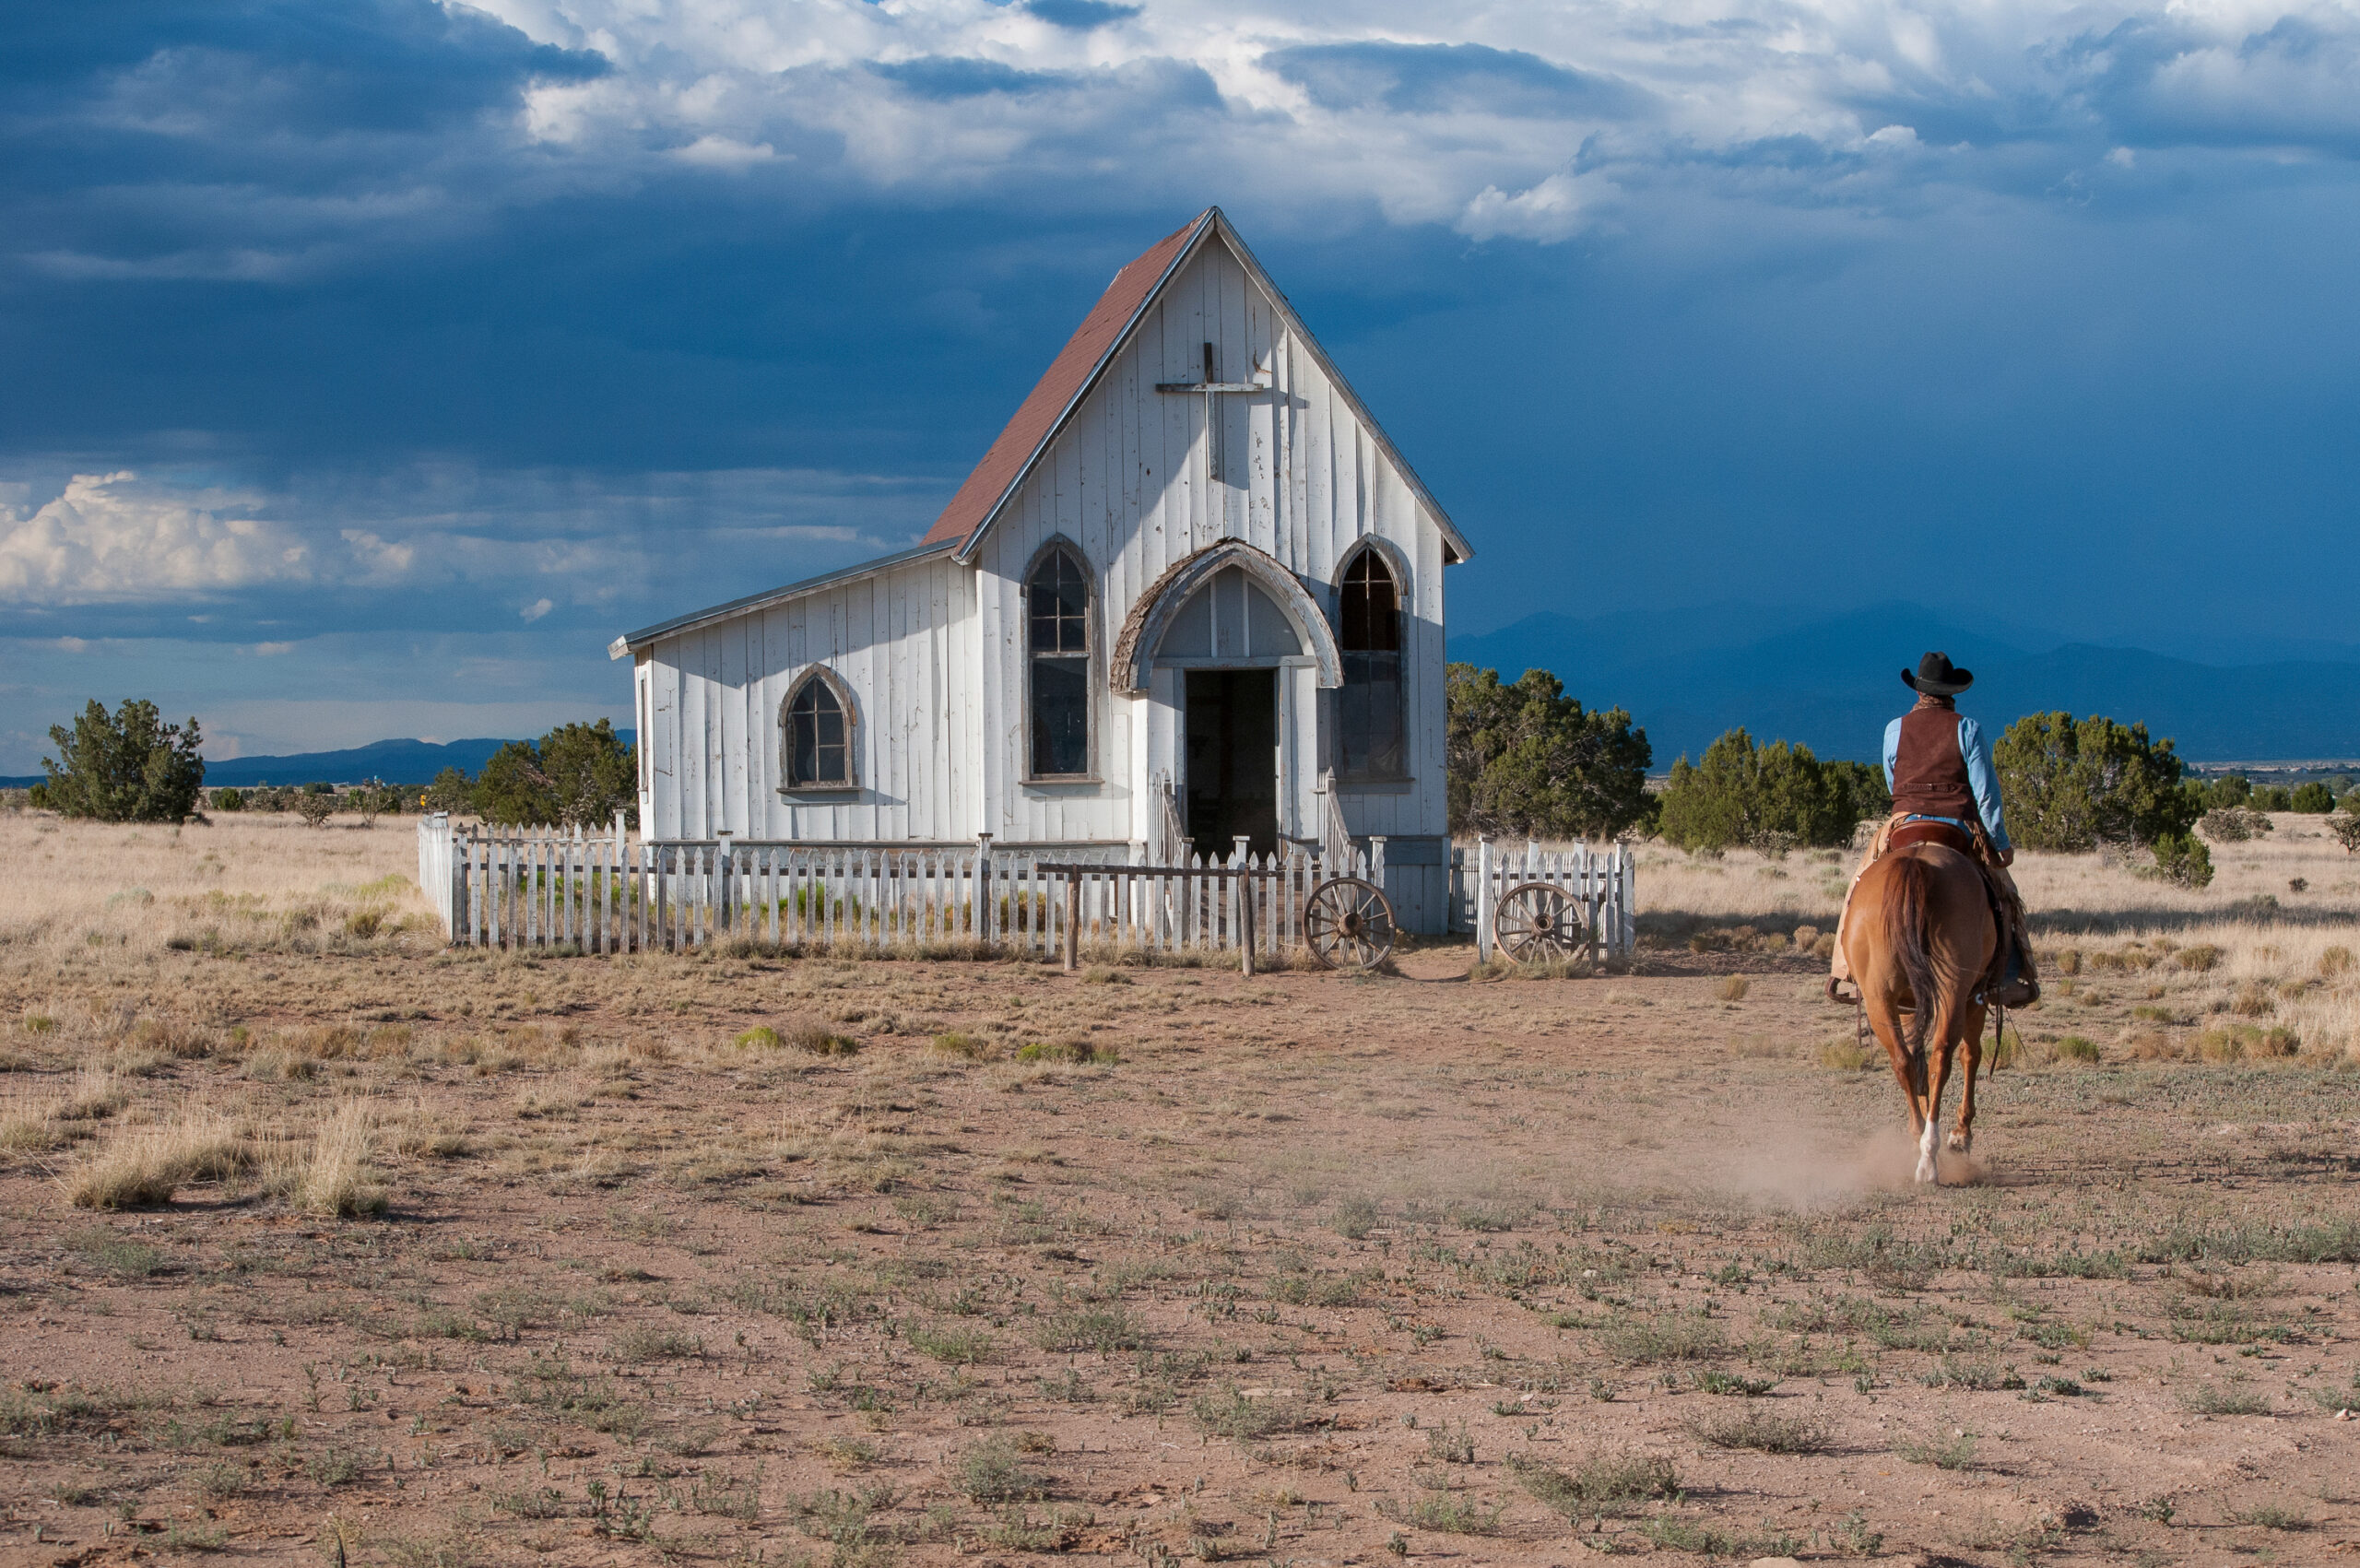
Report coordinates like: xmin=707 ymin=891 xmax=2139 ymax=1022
xmin=610 ymin=207 xmax=1473 ymax=931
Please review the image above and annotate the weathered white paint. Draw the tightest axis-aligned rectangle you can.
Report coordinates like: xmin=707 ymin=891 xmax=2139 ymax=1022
xmin=626 ymin=226 xmax=1463 ymax=926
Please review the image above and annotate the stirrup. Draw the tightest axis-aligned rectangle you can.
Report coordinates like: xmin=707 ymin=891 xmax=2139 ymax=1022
xmin=1825 ymin=974 xmax=1859 ymax=1006
xmin=1995 ymin=976 xmax=2039 ymax=1008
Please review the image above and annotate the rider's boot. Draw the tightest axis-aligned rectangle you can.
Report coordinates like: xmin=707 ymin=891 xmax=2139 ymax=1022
xmin=1993 ymin=928 xmax=2039 ymax=1008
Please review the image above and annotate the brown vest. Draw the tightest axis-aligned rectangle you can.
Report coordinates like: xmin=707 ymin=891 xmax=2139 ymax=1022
xmin=1891 ymin=704 xmax=1976 ymax=820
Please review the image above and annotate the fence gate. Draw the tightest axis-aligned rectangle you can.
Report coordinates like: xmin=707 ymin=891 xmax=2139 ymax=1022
xmin=1469 ymin=839 xmax=1635 ymax=962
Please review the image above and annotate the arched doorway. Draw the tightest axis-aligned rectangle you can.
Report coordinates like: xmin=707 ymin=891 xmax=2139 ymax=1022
xmin=1114 ymin=543 xmax=1341 ymax=859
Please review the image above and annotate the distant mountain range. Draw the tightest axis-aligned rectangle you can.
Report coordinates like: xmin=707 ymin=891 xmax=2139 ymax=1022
xmin=198 ymin=737 xmax=537 ymax=788
xmin=1 ymin=734 xmax=635 ymax=791
xmin=1446 ymin=602 xmax=2360 ymax=765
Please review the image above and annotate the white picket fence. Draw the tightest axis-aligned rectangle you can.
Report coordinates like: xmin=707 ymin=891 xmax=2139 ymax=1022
xmin=416 ymin=815 xmax=1339 ymax=958
xmin=417 ymin=817 xmax=1634 ymax=961
xmin=1470 ymin=839 xmax=1635 ymax=961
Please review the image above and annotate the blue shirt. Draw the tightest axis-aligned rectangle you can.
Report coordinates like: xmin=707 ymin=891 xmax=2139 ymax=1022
xmin=1883 ymin=713 xmax=2011 ymax=853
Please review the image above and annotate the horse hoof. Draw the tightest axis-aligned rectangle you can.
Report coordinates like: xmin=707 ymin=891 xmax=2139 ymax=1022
xmin=1914 ymin=1163 xmax=1940 ymax=1186
xmin=1946 ymin=1130 xmax=1972 ymax=1155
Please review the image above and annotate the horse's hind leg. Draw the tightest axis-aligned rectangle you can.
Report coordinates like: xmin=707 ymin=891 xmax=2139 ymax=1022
xmin=1863 ymin=998 xmax=1924 ymax=1138
xmin=1916 ymin=1005 xmax=1965 ymax=1185
xmin=1948 ymin=1001 xmax=1988 ymax=1157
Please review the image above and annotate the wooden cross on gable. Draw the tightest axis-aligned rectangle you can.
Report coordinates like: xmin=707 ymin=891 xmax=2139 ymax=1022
xmin=1156 ymin=341 xmax=1269 ymax=499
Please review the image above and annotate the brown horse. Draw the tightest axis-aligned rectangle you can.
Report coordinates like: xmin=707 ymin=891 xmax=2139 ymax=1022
xmin=1841 ymin=843 xmax=1999 ymax=1185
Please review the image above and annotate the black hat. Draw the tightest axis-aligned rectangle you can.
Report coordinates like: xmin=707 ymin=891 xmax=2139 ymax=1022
xmin=1903 ymin=651 xmax=1973 ymax=695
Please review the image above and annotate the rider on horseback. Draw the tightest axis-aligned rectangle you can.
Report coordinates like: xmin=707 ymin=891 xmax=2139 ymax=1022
xmin=1828 ymin=652 xmax=2039 ymax=1009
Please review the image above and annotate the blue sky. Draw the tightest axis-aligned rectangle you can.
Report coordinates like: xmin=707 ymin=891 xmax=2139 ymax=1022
xmin=5 ymin=0 xmax=2359 ymax=769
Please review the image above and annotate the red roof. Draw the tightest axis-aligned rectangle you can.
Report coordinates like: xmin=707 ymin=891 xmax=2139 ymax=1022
xmin=921 ymin=210 xmax=1212 ymax=549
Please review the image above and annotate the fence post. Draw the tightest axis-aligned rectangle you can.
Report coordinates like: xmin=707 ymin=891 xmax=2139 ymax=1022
xmin=1063 ymin=871 xmax=1081 ymax=973
xmin=1238 ymin=863 xmax=1257 ymax=977
xmin=1476 ymin=836 xmax=1492 ymax=961
xmin=975 ymin=833 xmax=993 ymax=947
xmin=715 ymin=831 xmax=735 ymax=936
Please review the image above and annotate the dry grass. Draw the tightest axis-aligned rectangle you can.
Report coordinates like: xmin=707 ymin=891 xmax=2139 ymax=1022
xmin=0 ymin=811 xmax=431 ymax=963
xmin=268 ymin=1099 xmax=388 ymax=1218
xmin=59 ymin=1103 xmax=250 ymax=1208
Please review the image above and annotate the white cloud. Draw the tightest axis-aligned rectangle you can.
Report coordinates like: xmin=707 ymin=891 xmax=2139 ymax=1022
xmin=672 ymin=134 xmax=782 ymax=168
xmin=1457 ymin=172 xmax=1605 ymax=243
xmin=0 ymin=472 xmax=312 ymax=600
xmin=0 ymin=462 xmax=930 ymax=620
xmin=447 ymin=0 xmax=2360 ymax=235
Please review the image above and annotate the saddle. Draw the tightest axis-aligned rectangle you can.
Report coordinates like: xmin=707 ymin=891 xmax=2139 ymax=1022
xmin=1888 ymin=819 xmax=1975 ymax=856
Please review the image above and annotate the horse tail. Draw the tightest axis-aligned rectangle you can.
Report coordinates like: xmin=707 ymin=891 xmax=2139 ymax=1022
xmin=1883 ymin=853 xmax=1939 ymax=1079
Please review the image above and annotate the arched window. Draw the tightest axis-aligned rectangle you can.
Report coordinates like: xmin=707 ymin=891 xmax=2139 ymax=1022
xmin=1338 ymin=548 xmax=1404 ymax=779
xmin=1028 ymin=546 xmax=1092 ymax=778
xmin=783 ymin=672 xmax=854 ymax=788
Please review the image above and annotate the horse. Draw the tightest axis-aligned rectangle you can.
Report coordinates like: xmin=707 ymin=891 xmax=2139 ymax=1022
xmin=1840 ymin=842 xmax=1999 ymax=1185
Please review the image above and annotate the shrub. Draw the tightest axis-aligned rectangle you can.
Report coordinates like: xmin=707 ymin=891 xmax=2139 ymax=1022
xmin=956 ymin=1436 xmax=1046 ymax=1503
xmin=423 ymin=766 xmax=475 ymax=816
xmin=785 ymin=1021 xmax=857 ymax=1055
xmin=2206 ymin=774 xmax=2252 ymax=808
xmin=1994 ymin=712 xmax=2197 ymax=851
xmin=928 ymin=1031 xmax=997 ymax=1061
xmin=2290 ymin=782 xmax=2336 ymax=813
xmin=1682 ymin=1406 xmax=1829 ymax=1454
xmin=39 ymin=699 xmax=207 ymax=822
xmin=2200 ymin=808 xmax=2272 ymax=843
xmin=2151 ymin=832 xmax=2213 ymax=890
xmin=474 ymin=720 xmax=638 ymax=830
xmin=1894 ymin=1429 xmax=1980 ymax=1470
xmin=1446 ymin=664 xmax=1654 ymax=840
xmin=2252 ymin=784 xmax=2294 ymax=811
xmin=2050 ymin=1035 xmax=2102 ymax=1065
xmin=210 ymin=787 xmax=245 ymax=812
xmin=1657 ymin=728 xmax=1885 ymax=853
xmin=1505 ymin=1450 xmax=1681 ymax=1518
xmin=1015 ymin=1040 xmax=1117 ymax=1065
xmin=294 ymin=793 xmax=337 ymax=829
xmin=2328 ymin=814 xmax=2360 ymax=855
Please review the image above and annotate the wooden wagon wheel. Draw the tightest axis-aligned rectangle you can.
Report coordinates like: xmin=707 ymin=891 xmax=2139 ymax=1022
xmin=1493 ymin=880 xmax=1589 ymax=962
xmin=1304 ymin=876 xmax=1396 ymax=971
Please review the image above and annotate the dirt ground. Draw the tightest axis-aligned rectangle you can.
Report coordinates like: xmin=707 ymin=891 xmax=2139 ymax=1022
xmin=3 ymin=816 xmax=2359 ymax=1567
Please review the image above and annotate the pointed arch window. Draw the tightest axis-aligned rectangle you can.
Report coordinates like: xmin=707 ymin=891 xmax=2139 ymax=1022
xmin=1338 ymin=548 xmax=1405 ymax=780
xmin=1028 ymin=546 xmax=1092 ymax=778
xmin=783 ymin=671 xmax=855 ymax=789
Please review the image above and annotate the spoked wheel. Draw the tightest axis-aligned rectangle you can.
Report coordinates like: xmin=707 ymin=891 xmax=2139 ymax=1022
xmin=1493 ymin=880 xmax=1589 ymax=962
xmin=1304 ymin=876 xmax=1397 ymax=971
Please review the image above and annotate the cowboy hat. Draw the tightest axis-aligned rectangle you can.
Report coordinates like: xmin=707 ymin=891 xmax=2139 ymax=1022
xmin=1903 ymin=651 xmax=1973 ymax=695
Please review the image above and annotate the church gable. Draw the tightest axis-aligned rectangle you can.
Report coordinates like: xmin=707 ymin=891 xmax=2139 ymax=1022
xmin=936 ymin=208 xmax=1469 ymax=591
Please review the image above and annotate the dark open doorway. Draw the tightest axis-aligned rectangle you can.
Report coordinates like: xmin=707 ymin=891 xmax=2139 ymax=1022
xmin=1184 ymin=669 xmax=1278 ymax=858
